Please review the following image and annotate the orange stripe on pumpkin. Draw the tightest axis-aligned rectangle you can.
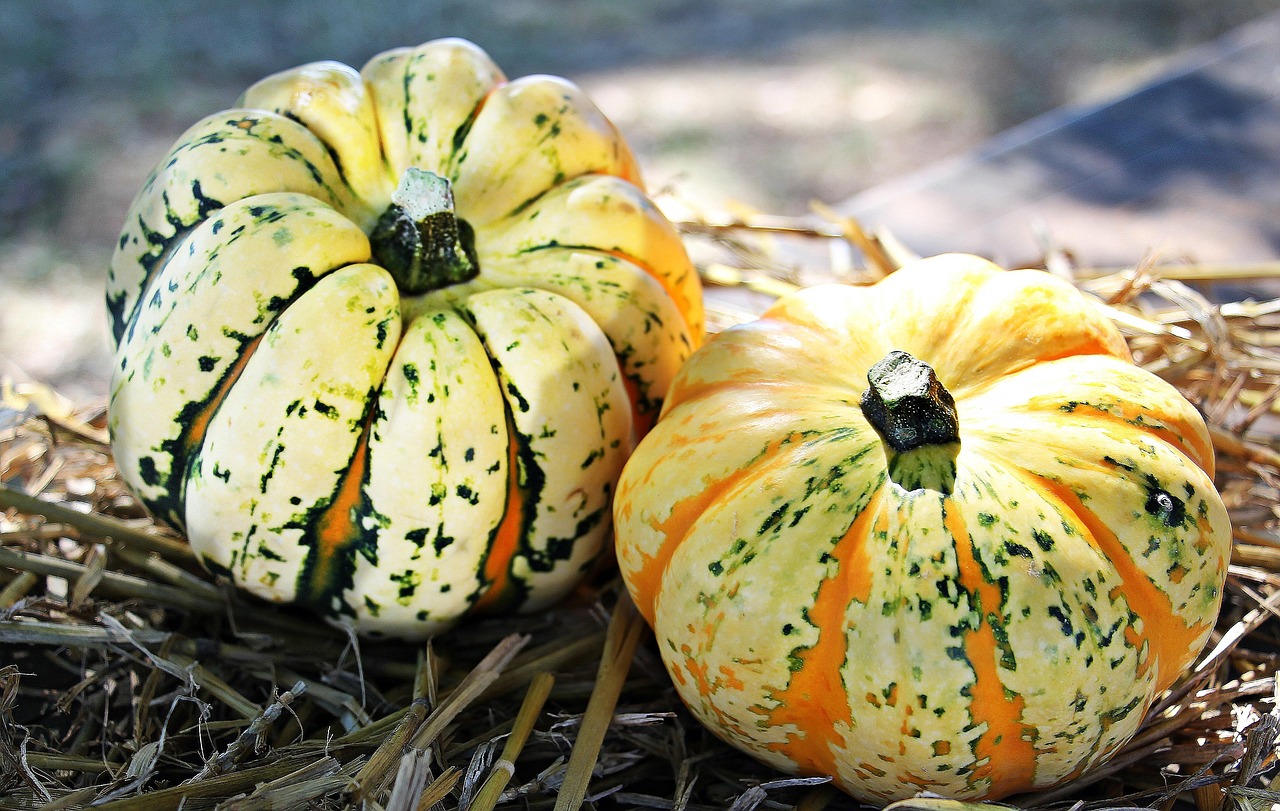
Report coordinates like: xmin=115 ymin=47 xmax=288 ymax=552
xmin=1032 ymin=476 xmax=1210 ymax=693
xmin=621 ymin=373 xmax=655 ymax=439
xmin=1020 ymin=396 xmax=1214 ymax=478
xmin=944 ymin=504 xmax=1040 ymax=798
xmin=307 ymin=417 xmax=373 ymax=601
xmin=594 ymin=246 xmax=702 ymax=348
xmin=628 ymin=431 xmax=807 ymax=625
xmin=628 ymin=472 xmax=737 ymax=625
xmin=473 ymin=424 xmax=523 ymax=613
xmin=182 ymin=334 xmax=264 ymax=464
xmin=762 ymin=489 xmax=884 ymax=779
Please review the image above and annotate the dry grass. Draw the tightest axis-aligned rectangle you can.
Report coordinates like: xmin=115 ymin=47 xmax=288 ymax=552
xmin=1 ymin=216 xmax=1278 ymax=809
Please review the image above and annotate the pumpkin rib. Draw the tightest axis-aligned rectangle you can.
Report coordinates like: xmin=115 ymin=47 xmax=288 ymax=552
xmin=982 ymin=454 xmax=1211 ymax=694
xmin=472 ymin=409 xmax=533 ymax=614
xmin=293 ymin=401 xmax=380 ymax=614
xmin=1043 ymin=399 xmax=1214 ymax=479
xmin=963 ymin=353 xmax=1215 ymax=477
xmin=348 ymin=307 xmax=507 ymax=636
xmin=867 ymin=259 xmax=1130 ymax=395
xmin=517 ymin=238 xmax=702 ymax=338
xmin=449 ymin=76 xmax=642 ymax=227
xmin=238 ymin=60 xmax=392 ymax=212
xmin=941 ymin=502 xmax=1041 ymax=798
xmin=475 ymin=171 xmax=704 ymax=340
xmin=157 ymin=332 xmax=263 ymax=529
xmin=1035 ymin=475 xmax=1212 ymax=692
xmin=461 ymin=287 xmax=631 ymax=615
xmin=967 ymin=402 xmax=1227 ymax=687
xmin=949 ymin=449 xmax=1174 ymax=787
xmin=360 ymin=38 xmax=506 ymax=190
xmin=184 ymin=264 xmax=403 ymax=604
xmin=631 ymin=429 xmax=828 ymax=625
xmin=109 ymin=194 xmax=373 ymax=527
xmin=478 ymin=248 xmax=695 ymax=433
xmin=760 ymin=486 xmax=885 ymax=789
xmin=107 ymin=111 xmax=371 ymax=339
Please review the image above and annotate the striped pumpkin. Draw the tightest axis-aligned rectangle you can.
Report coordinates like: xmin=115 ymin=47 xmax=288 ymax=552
xmin=107 ymin=38 xmax=703 ymax=639
xmin=614 ymin=254 xmax=1228 ymax=802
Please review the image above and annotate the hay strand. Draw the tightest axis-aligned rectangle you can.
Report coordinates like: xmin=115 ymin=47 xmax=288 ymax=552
xmin=554 ymin=593 xmax=646 ymax=811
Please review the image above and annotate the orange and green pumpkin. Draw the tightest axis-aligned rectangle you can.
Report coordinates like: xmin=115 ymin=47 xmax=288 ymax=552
xmin=106 ymin=38 xmax=703 ymax=639
xmin=614 ymin=254 xmax=1228 ymax=802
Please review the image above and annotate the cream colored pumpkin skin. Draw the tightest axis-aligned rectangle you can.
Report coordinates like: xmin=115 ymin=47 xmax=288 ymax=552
xmin=614 ymin=254 xmax=1229 ymax=803
xmin=107 ymin=38 xmax=703 ymax=639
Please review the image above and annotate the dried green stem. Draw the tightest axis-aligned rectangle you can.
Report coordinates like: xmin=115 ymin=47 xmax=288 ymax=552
xmin=217 ymin=756 xmax=346 ymax=811
xmin=370 ymin=168 xmax=479 ymax=295
xmin=860 ymin=350 xmax=960 ymax=452
xmin=187 ymin=681 xmax=306 ymax=781
xmin=87 ymin=755 xmax=327 ymax=811
xmin=0 ymin=570 xmax=37 ymax=607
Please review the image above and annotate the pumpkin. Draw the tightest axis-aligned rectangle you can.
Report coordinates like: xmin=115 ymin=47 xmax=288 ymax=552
xmin=106 ymin=38 xmax=703 ymax=639
xmin=614 ymin=254 xmax=1229 ymax=803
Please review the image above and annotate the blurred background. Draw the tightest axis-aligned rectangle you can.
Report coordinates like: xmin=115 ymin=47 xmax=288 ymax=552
xmin=4 ymin=0 xmax=1280 ymax=400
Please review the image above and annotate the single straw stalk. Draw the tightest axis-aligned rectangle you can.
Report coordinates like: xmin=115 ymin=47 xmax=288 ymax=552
xmin=554 ymin=594 xmax=647 ymax=811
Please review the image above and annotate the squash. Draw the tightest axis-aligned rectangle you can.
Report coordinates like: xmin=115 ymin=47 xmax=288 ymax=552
xmin=106 ymin=38 xmax=703 ymax=639
xmin=614 ymin=254 xmax=1228 ymax=802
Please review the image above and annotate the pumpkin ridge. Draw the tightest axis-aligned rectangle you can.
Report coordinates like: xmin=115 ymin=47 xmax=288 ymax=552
xmin=1006 ymin=468 xmax=1210 ymax=693
xmin=761 ymin=487 xmax=885 ymax=785
xmin=632 ymin=431 xmax=815 ymax=624
xmin=1018 ymin=396 xmax=1213 ymax=478
xmin=445 ymin=88 xmax=491 ymax=175
xmin=517 ymin=240 xmax=690 ymax=315
xmin=476 ymin=248 xmax=695 ymax=430
xmin=213 ymin=113 xmax=352 ymax=209
xmin=159 ymin=332 xmax=264 ymax=528
xmin=472 ymin=413 xmax=528 ymax=613
xmin=107 ymin=111 xmax=365 ymax=341
xmin=293 ymin=401 xmax=380 ymax=613
xmin=942 ymin=502 xmax=1040 ymax=798
xmin=113 ymin=184 xmax=221 ymax=343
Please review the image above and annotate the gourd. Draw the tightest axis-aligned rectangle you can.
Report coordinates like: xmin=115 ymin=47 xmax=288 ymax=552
xmin=614 ymin=254 xmax=1228 ymax=802
xmin=106 ymin=38 xmax=703 ymax=639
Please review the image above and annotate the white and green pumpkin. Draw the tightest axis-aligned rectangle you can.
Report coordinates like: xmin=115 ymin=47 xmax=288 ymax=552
xmin=106 ymin=38 xmax=704 ymax=638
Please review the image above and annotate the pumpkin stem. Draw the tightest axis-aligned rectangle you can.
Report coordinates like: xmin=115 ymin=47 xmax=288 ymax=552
xmin=370 ymin=168 xmax=479 ymax=295
xmin=860 ymin=350 xmax=960 ymax=452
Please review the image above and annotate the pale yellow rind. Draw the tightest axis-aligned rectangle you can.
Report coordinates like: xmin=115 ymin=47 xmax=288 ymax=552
xmin=109 ymin=194 xmax=371 ymax=524
xmin=185 ymin=265 xmax=401 ymax=604
xmin=615 ymin=256 xmax=1230 ymax=803
xmin=361 ymin=39 xmax=506 ymax=186
xmin=451 ymin=75 xmax=641 ymax=226
xmin=480 ymin=251 xmax=691 ymax=429
xmin=240 ymin=61 xmax=394 ymax=213
xmin=107 ymin=112 xmax=369 ymax=339
xmin=345 ymin=309 xmax=509 ymax=638
xmin=463 ymin=288 xmax=633 ymax=610
xmin=479 ymin=174 xmax=705 ymax=340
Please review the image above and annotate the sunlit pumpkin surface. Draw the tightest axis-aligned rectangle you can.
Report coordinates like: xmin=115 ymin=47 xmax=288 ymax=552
xmin=615 ymin=254 xmax=1229 ymax=803
xmin=105 ymin=38 xmax=703 ymax=639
